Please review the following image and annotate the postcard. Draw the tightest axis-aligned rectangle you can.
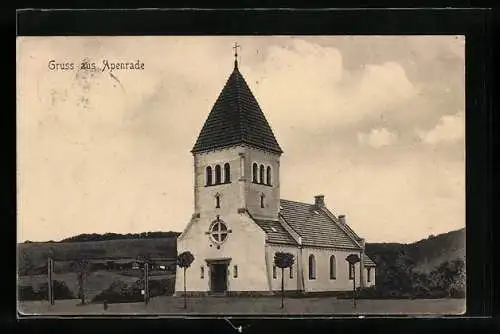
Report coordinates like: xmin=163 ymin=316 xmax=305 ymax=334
xmin=17 ymin=35 xmax=466 ymax=316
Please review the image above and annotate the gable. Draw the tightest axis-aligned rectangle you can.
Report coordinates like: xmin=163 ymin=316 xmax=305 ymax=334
xmin=254 ymin=219 xmax=297 ymax=245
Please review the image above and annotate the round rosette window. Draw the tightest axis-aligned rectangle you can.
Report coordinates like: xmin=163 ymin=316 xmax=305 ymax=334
xmin=209 ymin=220 xmax=229 ymax=244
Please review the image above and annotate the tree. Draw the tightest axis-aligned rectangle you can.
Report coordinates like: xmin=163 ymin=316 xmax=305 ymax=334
xmin=19 ymin=250 xmax=35 ymax=276
xmin=431 ymin=259 xmax=465 ymax=297
xmin=398 ymin=251 xmax=416 ymax=278
xmin=346 ymin=254 xmax=361 ymax=307
xmin=72 ymin=258 xmax=90 ymax=305
xmin=177 ymin=251 xmax=195 ymax=309
xmin=450 ymin=259 xmax=466 ymax=296
xmin=274 ymin=252 xmax=295 ymax=309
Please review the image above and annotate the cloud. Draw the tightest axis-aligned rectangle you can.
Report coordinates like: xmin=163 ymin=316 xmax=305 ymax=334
xmin=241 ymin=39 xmax=417 ymax=142
xmin=417 ymin=110 xmax=465 ymax=144
xmin=357 ymin=128 xmax=397 ymax=148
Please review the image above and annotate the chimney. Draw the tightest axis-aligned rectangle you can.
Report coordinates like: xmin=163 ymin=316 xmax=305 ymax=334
xmin=338 ymin=214 xmax=346 ymax=225
xmin=314 ymin=194 xmax=325 ymax=207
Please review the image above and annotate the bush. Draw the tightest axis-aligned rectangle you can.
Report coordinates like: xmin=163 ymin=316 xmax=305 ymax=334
xmin=449 ymin=287 xmax=466 ymax=299
xmin=92 ymin=277 xmax=175 ymax=304
xmin=52 ymin=280 xmax=75 ymax=299
xmin=149 ymin=278 xmax=175 ymax=297
xmin=337 ymin=287 xmax=411 ymax=300
xmin=92 ymin=280 xmax=142 ymax=303
xmin=18 ymin=280 xmax=74 ymax=301
xmin=18 ymin=286 xmax=45 ymax=301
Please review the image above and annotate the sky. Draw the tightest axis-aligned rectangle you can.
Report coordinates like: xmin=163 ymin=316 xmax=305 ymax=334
xmin=17 ymin=36 xmax=465 ymax=243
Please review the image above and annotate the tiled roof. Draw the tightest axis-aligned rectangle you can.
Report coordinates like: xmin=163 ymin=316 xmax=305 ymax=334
xmin=364 ymin=256 xmax=376 ymax=267
xmin=254 ymin=220 xmax=296 ymax=245
xmin=279 ymin=199 xmax=361 ymax=250
xmin=322 ymin=208 xmax=361 ymax=242
xmin=191 ymin=62 xmax=283 ymax=155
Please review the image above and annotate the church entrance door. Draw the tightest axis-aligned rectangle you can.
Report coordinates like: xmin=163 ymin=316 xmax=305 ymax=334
xmin=210 ymin=263 xmax=228 ymax=293
xmin=210 ymin=263 xmax=227 ymax=292
xmin=206 ymin=258 xmax=231 ymax=294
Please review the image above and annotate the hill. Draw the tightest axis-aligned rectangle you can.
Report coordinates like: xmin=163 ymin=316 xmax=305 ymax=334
xmin=18 ymin=233 xmax=179 ymax=276
xmin=365 ymin=228 xmax=465 ymax=274
xmin=59 ymin=231 xmax=180 ymax=243
xmin=363 ymin=228 xmax=465 ymax=299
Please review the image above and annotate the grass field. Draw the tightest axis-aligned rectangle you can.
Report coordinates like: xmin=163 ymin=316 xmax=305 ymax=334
xmin=18 ymin=271 xmax=174 ymax=302
xmin=18 ymin=297 xmax=465 ymax=316
xmin=18 ymin=237 xmax=177 ymax=270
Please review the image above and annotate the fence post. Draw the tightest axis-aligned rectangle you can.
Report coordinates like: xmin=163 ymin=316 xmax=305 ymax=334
xmin=144 ymin=262 xmax=149 ymax=305
xmin=352 ymin=265 xmax=356 ymax=308
xmin=47 ymin=257 xmax=54 ymax=306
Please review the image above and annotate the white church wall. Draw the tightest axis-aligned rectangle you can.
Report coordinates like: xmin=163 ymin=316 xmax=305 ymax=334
xmin=364 ymin=267 xmax=376 ymax=287
xmin=194 ymin=146 xmax=244 ymax=217
xmin=265 ymin=245 xmax=373 ymax=293
xmin=244 ymin=147 xmax=281 ymax=221
xmin=302 ymin=247 xmax=363 ymax=292
xmin=266 ymin=244 xmax=300 ymax=291
xmin=175 ymin=212 xmax=269 ymax=294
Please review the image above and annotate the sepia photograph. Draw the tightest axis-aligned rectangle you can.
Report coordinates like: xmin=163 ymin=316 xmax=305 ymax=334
xmin=17 ymin=35 xmax=466 ymax=316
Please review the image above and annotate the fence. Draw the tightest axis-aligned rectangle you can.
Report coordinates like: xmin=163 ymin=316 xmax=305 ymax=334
xmin=37 ymin=256 xmax=176 ymax=306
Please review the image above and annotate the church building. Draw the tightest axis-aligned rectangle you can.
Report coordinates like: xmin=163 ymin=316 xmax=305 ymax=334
xmin=175 ymin=48 xmax=376 ymax=296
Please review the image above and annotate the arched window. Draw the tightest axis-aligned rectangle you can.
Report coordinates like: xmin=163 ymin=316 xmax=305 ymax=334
xmin=329 ymin=255 xmax=336 ymax=279
xmin=214 ymin=165 xmax=221 ymax=184
xmin=289 ymin=265 xmax=294 ymax=279
xmin=308 ymin=254 xmax=316 ymax=280
xmin=253 ymin=163 xmax=258 ymax=183
xmin=260 ymin=193 xmax=265 ymax=208
xmin=215 ymin=194 xmax=220 ymax=208
xmin=206 ymin=166 xmax=212 ymax=186
xmin=259 ymin=164 xmax=265 ymax=184
xmin=224 ymin=163 xmax=231 ymax=183
xmin=266 ymin=166 xmax=272 ymax=185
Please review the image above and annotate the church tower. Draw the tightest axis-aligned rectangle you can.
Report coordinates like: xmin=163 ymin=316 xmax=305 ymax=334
xmin=191 ymin=46 xmax=283 ymax=223
xmin=176 ymin=44 xmax=375 ymax=296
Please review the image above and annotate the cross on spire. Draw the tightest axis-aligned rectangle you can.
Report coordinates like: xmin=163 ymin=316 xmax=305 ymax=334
xmin=233 ymin=42 xmax=240 ymax=68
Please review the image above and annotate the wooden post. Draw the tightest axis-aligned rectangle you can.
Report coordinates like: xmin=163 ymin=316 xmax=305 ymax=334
xmin=47 ymin=257 xmax=54 ymax=306
xmin=183 ymin=267 xmax=187 ymax=309
xmin=144 ymin=262 xmax=149 ymax=305
xmin=352 ymin=264 xmax=356 ymax=308
xmin=281 ymin=268 xmax=284 ymax=309
xmin=359 ymin=239 xmax=366 ymax=289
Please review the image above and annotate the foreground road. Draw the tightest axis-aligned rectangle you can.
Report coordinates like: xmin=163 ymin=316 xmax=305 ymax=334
xmin=19 ymin=297 xmax=465 ymax=316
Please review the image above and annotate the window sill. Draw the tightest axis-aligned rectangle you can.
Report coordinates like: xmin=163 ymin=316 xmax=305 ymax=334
xmin=251 ymin=181 xmax=273 ymax=187
xmin=205 ymin=181 xmax=231 ymax=187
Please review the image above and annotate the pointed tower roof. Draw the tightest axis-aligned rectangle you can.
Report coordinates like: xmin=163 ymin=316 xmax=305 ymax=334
xmin=191 ymin=61 xmax=283 ymax=155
